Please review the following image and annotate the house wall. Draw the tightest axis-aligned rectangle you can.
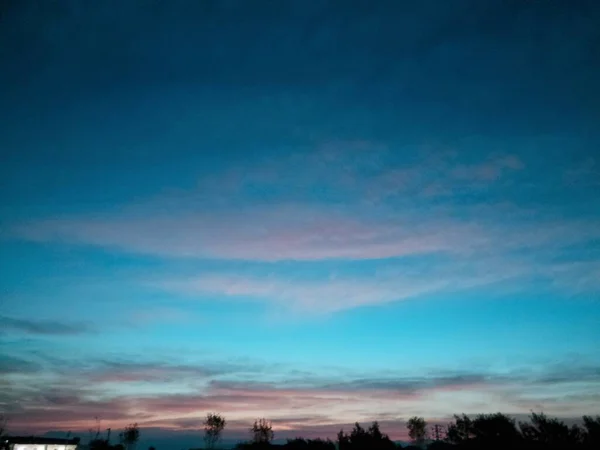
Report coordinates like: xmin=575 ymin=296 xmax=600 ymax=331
xmin=49 ymin=446 xmax=77 ymax=450
xmin=13 ymin=445 xmax=77 ymax=450
xmin=13 ymin=445 xmax=46 ymax=450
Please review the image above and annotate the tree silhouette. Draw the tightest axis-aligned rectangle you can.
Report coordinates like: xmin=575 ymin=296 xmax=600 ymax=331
xmin=122 ymin=423 xmax=140 ymax=450
xmin=90 ymin=417 xmax=103 ymax=442
xmin=204 ymin=413 xmax=226 ymax=449
xmin=367 ymin=422 xmax=383 ymax=441
xmin=250 ymin=418 xmax=274 ymax=444
xmin=285 ymin=438 xmax=335 ymax=449
xmin=349 ymin=422 xmax=367 ymax=447
xmin=470 ymin=413 xmax=521 ymax=445
xmin=407 ymin=416 xmax=428 ymax=445
xmin=0 ymin=413 xmax=8 ymax=450
xmin=445 ymin=414 xmax=473 ymax=444
xmin=520 ymin=412 xmax=582 ymax=446
xmin=337 ymin=429 xmax=351 ymax=450
xmin=583 ymin=415 xmax=600 ymax=448
xmin=336 ymin=422 xmax=395 ymax=450
xmin=0 ymin=414 xmax=6 ymax=438
xmin=225 ymin=412 xmax=600 ymax=450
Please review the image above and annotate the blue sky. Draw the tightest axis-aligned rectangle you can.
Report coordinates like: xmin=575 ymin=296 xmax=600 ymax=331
xmin=1 ymin=0 xmax=599 ymax=444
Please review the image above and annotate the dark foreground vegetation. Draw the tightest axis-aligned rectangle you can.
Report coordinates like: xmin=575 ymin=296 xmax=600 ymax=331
xmin=233 ymin=412 xmax=600 ymax=450
xmin=3 ymin=412 xmax=600 ymax=450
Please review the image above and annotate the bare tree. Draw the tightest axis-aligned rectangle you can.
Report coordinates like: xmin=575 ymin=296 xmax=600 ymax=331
xmin=407 ymin=416 xmax=428 ymax=446
xmin=0 ymin=413 xmax=7 ymax=438
xmin=250 ymin=418 xmax=273 ymax=444
xmin=204 ymin=413 xmax=226 ymax=449
xmin=90 ymin=417 xmax=102 ymax=441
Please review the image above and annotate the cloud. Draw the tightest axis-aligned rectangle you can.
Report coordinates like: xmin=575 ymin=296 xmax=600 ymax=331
xmin=11 ymin=205 xmax=478 ymax=261
xmin=3 ymin=397 xmax=134 ymax=431
xmin=1 ymin=316 xmax=93 ymax=336
xmin=11 ymin=169 xmax=599 ymax=315
xmin=154 ymin=244 xmax=600 ymax=313
xmin=157 ymin=265 xmax=512 ymax=314
xmin=128 ymin=307 xmax=198 ymax=326
xmin=450 ymin=155 xmax=524 ymax=181
xmin=3 ymin=351 xmax=600 ymax=437
xmin=1 ymin=371 xmax=468 ymax=433
xmin=87 ymin=361 xmax=222 ymax=384
xmin=85 ymin=359 xmax=269 ymax=384
xmin=7 ymin=142 xmax=559 ymax=262
xmin=8 ymin=139 xmax=598 ymax=275
xmin=206 ymin=373 xmax=498 ymax=399
xmin=12 ymin=200 xmax=600 ymax=264
xmin=7 ymin=149 xmax=600 ymax=317
xmin=0 ymin=354 xmax=43 ymax=375
xmin=532 ymin=364 xmax=600 ymax=385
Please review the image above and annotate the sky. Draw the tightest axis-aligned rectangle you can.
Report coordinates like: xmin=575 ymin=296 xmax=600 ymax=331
xmin=1 ymin=0 xmax=600 ymax=446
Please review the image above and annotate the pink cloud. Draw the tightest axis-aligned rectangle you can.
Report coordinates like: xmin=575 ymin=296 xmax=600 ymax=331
xmin=13 ymin=205 xmax=487 ymax=261
xmin=11 ymin=201 xmax=600 ymax=316
xmin=2 ymin=377 xmax=478 ymax=435
xmin=5 ymin=359 xmax=600 ymax=438
xmin=21 ymin=202 xmax=595 ymax=265
xmin=7 ymin=143 xmax=539 ymax=263
xmin=158 ymin=269 xmax=497 ymax=314
xmin=155 ymin=245 xmax=592 ymax=313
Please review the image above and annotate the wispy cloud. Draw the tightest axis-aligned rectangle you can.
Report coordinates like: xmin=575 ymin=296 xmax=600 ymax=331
xmin=85 ymin=359 xmax=270 ymax=385
xmin=9 ymin=141 xmax=598 ymax=266
xmin=0 ymin=354 xmax=43 ymax=375
xmin=128 ymin=307 xmax=200 ymax=326
xmin=157 ymin=265 xmax=515 ymax=314
xmin=450 ymin=154 xmax=524 ymax=181
xmin=1 ymin=143 xmax=540 ymax=259
xmin=3 ymin=354 xmax=599 ymax=436
xmin=4 ymin=145 xmax=598 ymax=324
xmin=1 ymin=315 xmax=93 ymax=336
xmin=10 ymin=205 xmax=479 ymax=261
xmin=155 ymin=246 xmax=600 ymax=314
xmin=11 ymin=200 xmax=600 ymax=263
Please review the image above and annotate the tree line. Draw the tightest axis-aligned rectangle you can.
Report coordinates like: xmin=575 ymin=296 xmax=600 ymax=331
xmin=208 ymin=412 xmax=600 ymax=450
xmin=2 ymin=412 xmax=599 ymax=450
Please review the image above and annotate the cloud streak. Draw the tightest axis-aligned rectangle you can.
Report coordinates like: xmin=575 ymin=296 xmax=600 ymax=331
xmin=3 ymin=353 xmax=600 ymax=437
xmin=11 ymin=205 xmax=486 ymax=261
xmin=156 ymin=246 xmax=600 ymax=314
xmin=1 ymin=316 xmax=93 ymax=336
xmin=0 ymin=354 xmax=43 ymax=375
xmin=8 ymin=144 xmax=599 ymax=316
xmin=157 ymin=266 xmax=513 ymax=314
xmin=9 ymin=143 xmax=598 ymax=267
